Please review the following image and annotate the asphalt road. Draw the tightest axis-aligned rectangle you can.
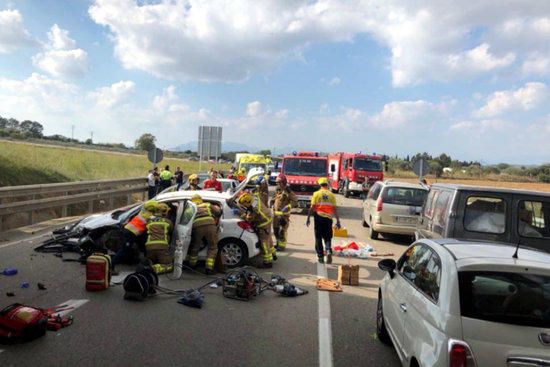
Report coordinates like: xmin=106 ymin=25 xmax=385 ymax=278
xmin=0 ymin=194 xmax=408 ymax=367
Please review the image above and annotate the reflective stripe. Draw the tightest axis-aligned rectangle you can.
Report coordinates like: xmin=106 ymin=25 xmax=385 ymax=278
xmin=145 ymin=220 xmax=170 ymax=247
xmin=255 ymin=192 xmax=272 ymax=228
xmin=205 ymin=258 xmax=215 ymax=269
xmin=125 ymin=214 xmax=147 ymax=235
xmin=189 ymin=256 xmax=198 ymax=266
xmin=194 ymin=203 xmax=215 ymax=225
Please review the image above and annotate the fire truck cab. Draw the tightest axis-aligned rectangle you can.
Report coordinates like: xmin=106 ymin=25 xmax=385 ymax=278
xmin=281 ymin=151 xmax=328 ymax=208
xmin=328 ymin=152 xmax=384 ymax=197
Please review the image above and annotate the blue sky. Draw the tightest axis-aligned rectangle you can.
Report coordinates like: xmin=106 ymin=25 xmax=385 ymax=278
xmin=1 ymin=0 xmax=550 ymax=164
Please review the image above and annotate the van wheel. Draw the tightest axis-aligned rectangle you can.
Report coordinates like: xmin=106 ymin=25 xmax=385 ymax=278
xmin=377 ymin=293 xmax=392 ymax=345
xmin=370 ymin=227 xmax=379 ymax=240
xmin=362 ymin=215 xmax=369 ymax=228
xmin=218 ymin=239 xmax=248 ymax=268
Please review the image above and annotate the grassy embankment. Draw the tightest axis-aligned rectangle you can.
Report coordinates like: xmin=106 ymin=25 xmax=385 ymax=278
xmin=0 ymin=140 xmax=227 ymax=186
xmin=388 ymin=176 xmax=550 ymax=193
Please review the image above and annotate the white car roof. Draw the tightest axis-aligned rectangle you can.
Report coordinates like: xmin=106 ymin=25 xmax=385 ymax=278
xmin=156 ymin=190 xmax=231 ymax=202
xmin=381 ymin=180 xmax=428 ymax=190
xmin=430 ymin=239 xmax=550 ymax=270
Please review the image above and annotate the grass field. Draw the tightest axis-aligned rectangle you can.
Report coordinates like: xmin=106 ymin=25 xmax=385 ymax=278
xmin=389 ymin=176 xmax=550 ymax=193
xmin=0 ymin=140 xmax=228 ymax=186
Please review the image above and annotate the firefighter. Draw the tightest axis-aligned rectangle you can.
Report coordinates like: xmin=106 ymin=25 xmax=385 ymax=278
xmin=271 ymin=174 xmax=297 ymax=251
xmin=306 ymin=177 xmax=341 ymax=264
xmin=188 ymin=194 xmax=222 ymax=274
xmin=237 ymin=168 xmax=246 ymax=182
xmin=237 ymin=191 xmax=274 ymax=268
xmin=113 ymin=200 xmax=157 ymax=269
xmin=145 ymin=202 xmax=174 ymax=269
xmin=186 ymin=174 xmax=201 ymax=190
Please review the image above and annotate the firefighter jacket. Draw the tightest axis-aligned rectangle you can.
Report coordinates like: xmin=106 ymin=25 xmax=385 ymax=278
xmin=145 ymin=217 xmax=174 ymax=250
xmin=272 ymin=187 xmax=298 ymax=216
xmin=193 ymin=203 xmax=222 ymax=228
xmin=242 ymin=200 xmax=272 ymax=230
xmin=311 ymin=188 xmax=337 ymax=219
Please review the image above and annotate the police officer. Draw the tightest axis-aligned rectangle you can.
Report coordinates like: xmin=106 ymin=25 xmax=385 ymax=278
xmin=145 ymin=203 xmax=174 ymax=270
xmin=237 ymin=191 xmax=274 ymax=268
xmin=306 ymin=177 xmax=341 ymax=264
xmin=187 ymin=174 xmax=201 ymax=190
xmin=271 ymin=174 xmax=297 ymax=251
xmin=187 ymin=194 xmax=222 ymax=274
xmin=159 ymin=165 xmax=173 ymax=192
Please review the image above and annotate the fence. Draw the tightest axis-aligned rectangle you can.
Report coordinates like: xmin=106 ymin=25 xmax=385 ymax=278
xmin=0 ymin=178 xmax=148 ymax=231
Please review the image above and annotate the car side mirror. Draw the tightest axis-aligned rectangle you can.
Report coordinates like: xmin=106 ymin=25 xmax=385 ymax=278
xmin=378 ymin=258 xmax=396 ymax=279
xmin=330 ymin=164 xmax=336 ymax=172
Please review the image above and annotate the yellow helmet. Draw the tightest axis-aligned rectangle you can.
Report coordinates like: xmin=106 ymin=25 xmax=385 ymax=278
xmin=318 ymin=177 xmax=329 ymax=186
xmin=189 ymin=174 xmax=198 ymax=181
xmin=143 ymin=200 xmax=158 ymax=211
xmin=156 ymin=203 xmax=170 ymax=215
xmin=191 ymin=194 xmax=203 ymax=204
xmin=238 ymin=192 xmax=253 ymax=207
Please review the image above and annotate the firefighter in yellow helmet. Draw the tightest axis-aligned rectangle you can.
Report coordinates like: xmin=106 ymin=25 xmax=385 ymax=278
xmin=237 ymin=191 xmax=274 ymax=268
xmin=188 ymin=194 xmax=222 ymax=274
xmin=145 ymin=202 xmax=174 ymax=270
xmin=187 ymin=174 xmax=201 ymax=191
xmin=271 ymin=174 xmax=297 ymax=251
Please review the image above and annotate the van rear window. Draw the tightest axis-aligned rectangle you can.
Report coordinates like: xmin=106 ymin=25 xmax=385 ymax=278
xmin=381 ymin=187 xmax=427 ymax=207
xmin=459 ymin=271 xmax=550 ymax=328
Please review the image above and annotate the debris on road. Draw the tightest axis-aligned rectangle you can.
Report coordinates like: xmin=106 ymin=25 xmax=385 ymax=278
xmin=20 ymin=281 xmax=29 ymax=289
xmin=316 ymin=278 xmax=343 ymax=292
xmin=37 ymin=283 xmax=47 ymax=290
xmin=368 ymin=252 xmax=394 ymax=257
xmin=333 ymin=241 xmax=373 ymax=258
xmin=332 ymin=226 xmax=348 ymax=237
xmin=1 ymin=268 xmax=18 ymax=276
xmin=6 ymin=292 xmax=15 ymax=297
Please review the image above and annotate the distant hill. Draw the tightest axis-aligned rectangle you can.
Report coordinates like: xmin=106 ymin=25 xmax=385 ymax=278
xmin=171 ymin=141 xmax=259 ymax=153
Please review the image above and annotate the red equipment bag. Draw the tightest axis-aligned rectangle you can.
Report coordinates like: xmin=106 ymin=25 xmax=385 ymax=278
xmin=86 ymin=253 xmax=111 ymax=291
xmin=0 ymin=303 xmax=48 ymax=344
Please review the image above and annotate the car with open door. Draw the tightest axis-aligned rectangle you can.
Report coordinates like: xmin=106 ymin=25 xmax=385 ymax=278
xmin=377 ymin=238 xmax=550 ymax=366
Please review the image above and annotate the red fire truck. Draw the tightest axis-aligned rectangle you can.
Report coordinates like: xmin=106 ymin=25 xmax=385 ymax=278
xmin=281 ymin=151 xmax=329 ymax=208
xmin=328 ymin=152 xmax=384 ymax=197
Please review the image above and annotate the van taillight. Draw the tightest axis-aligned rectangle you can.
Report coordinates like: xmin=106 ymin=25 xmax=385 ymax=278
xmin=238 ymin=221 xmax=254 ymax=232
xmin=449 ymin=340 xmax=476 ymax=367
xmin=376 ymin=197 xmax=383 ymax=212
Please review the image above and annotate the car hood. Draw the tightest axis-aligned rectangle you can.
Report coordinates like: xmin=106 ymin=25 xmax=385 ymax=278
xmin=75 ymin=211 xmax=119 ymax=231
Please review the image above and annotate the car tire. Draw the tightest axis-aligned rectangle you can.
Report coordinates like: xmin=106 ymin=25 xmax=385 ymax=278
xmin=370 ymin=226 xmax=379 ymax=240
xmin=362 ymin=212 xmax=369 ymax=227
xmin=376 ymin=292 xmax=392 ymax=345
xmin=218 ymin=238 xmax=248 ymax=268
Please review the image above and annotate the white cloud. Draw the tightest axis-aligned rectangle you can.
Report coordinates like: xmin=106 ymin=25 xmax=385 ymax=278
xmin=89 ymin=80 xmax=135 ymax=108
xmin=450 ymin=121 xmax=474 ymax=131
xmin=328 ymin=77 xmax=341 ymax=86
xmin=475 ymin=82 xmax=549 ymax=118
xmin=0 ymin=9 xmax=36 ymax=53
xmin=368 ymin=100 xmax=437 ymax=127
xmin=522 ymin=53 xmax=550 ymax=76
xmin=275 ymin=109 xmax=289 ymax=119
xmin=246 ymin=101 xmax=263 ymax=117
xmin=87 ymin=1 xmax=550 ymax=85
xmin=32 ymin=24 xmax=88 ymax=79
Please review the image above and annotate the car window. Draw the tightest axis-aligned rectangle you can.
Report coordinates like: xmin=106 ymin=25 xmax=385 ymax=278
xmin=180 ymin=201 xmax=196 ymax=225
xmin=433 ymin=190 xmax=452 ymax=235
xmin=459 ymin=271 xmax=550 ymax=328
xmin=464 ymin=196 xmax=506 ymax=234
xmin=368 ymin=183 xmax=382 ymax=200
xmin=423 ymin=189 xmax=439 ymax=220
xmin=518 ymin=200 xmax=550 ymax=239
xmin=399 ymin=244 xmax=442 ymax=302
xmin=381 ymin=187 xmax=427 ymax=207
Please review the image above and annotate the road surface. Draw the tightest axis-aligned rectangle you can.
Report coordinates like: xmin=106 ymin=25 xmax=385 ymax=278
xmin=0 ymin=194 xmax=407 ymax=367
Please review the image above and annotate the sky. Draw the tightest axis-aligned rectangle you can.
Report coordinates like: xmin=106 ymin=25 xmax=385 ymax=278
xmin=0 ymin=0 xmax=550 ymax=164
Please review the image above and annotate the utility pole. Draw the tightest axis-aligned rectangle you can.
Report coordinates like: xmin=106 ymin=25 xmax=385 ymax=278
xmin=90 ymin=131 xmax=94 ymax=143
xmin=71 ymin=125 xmax=75 ymax=140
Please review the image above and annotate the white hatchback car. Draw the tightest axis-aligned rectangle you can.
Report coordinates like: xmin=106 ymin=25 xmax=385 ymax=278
xmin=377 ymin=239 xmax=550 ymax=367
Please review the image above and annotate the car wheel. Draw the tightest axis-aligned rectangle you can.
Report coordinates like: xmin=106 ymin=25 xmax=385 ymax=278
xmin=362 ymin=217 xmax=369 ymax=228
xmin=377 ymin=292 xmax=392 ymax=345
xmin=370 ymin=226 xmax=379 ymax=240
xmin=218 ymin=239 xmax=248 ymax=268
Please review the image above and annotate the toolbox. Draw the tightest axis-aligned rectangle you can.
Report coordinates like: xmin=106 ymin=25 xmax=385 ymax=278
xmin=338 ymin=265 xmax=359 ymax=286
xmin=332 ymin=226 xmax=348 ymax=237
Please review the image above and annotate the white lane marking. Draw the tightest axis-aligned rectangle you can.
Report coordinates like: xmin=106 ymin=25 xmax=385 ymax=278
xmin=317 ymin=262 xmax=334 ymax=367
xmin=0 ymin=233 xmax=50 ymax=250
xmin=54 ymin=299 xmax=89 ymax=317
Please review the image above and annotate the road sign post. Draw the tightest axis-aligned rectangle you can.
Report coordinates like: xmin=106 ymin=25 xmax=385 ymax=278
xmin=148 ymin=147 xmax=163 ymax=169
xmin=198 ymin=126 xmax=222 ymax=172
xmin=413 ymin=158 xmax=429 ymax=180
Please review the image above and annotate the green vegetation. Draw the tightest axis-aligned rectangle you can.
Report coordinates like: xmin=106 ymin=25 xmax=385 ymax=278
xmin=386 ymin=152 xmax=550 ymax=183
xmin=0 ymin=141 xmax=229 ymax=186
